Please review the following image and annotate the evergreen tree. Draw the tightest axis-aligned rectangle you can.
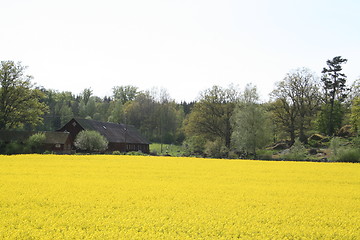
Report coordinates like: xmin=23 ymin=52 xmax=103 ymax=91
xmin=320 ymin=56 xmax=348 ymax=135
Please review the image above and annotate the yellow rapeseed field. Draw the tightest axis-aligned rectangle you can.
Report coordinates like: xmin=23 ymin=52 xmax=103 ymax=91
xmin=0 ymin=155 xmax=359 ymax=239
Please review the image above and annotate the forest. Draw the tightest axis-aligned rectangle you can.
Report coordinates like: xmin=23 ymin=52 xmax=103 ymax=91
xmin=1 ymin=56 xmax=359 ymax=161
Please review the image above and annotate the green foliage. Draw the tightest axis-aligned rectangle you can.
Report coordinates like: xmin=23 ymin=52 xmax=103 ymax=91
xmin=282 ymin=138 xmax=308 ymax=160
xmin=334 ymin=148 xmax=360 ymax=163
xmin=112 ymin=151 xmax=121 ymax=155
xmin=150 ymin=143 xmax=184 ymax=156
xmin=204 ymin=139 xmax=228 ymax=158
xmin=330 ymin=137 xmax=360 ymax=162
xmin=112 ymin=85 xmax=139 ymax=105
xmin=27 ymin=133 xmax=46 ymax=153
xmin=317 ymin=101 xmax=345 ymax=136
xmin=108 ymin=101 xmax=124 ymax=123
xmin=184 ymin=85 xmax=238 ymax=148
xmin=125 ymin=151 xmax=148 ymax=156
xmin=270 ymin=68 xmax=321 ymax=143
xmin=256 ymin=149 xmax=275 ymax=160
xmin=4 ymin=141 xmax=25 ymax=155
xmin=352 ymin=136 xmax=360 ymax=148
xmin=0 ymin=61 xmax=48 ymax=130
xmin=329 ymin=137 xmax=342 ymax=159
xmin=232 ymin=84 xmax=271 ymax=156
xmin=350 ymin=97 xmax=360 ymax=134
xmin=124 ymin=90 xmax=184 ymax=144
xmin=321 ymin=56 xmax=348 ymax=103
xmin=182 ymin=136 xmax=207 ymax=157
xmin=74 ymin=130 xmax=108 ymax=152
xmin=320 ymin=56 xmax=348 ymax=136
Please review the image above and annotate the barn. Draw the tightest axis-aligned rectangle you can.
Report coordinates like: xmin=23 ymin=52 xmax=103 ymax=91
xmin=58 ymin=118 xmax=150 ymax=153
xmin=0 ymin=130 xmax=72 ymax=153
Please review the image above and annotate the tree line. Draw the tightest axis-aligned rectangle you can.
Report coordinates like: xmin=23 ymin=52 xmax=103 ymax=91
xmin=1 ymin=57 xmax=359 ymax=158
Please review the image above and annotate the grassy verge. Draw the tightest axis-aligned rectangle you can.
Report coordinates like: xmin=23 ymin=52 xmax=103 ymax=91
xmin=150 ymin=143 xmax=184 ymax=156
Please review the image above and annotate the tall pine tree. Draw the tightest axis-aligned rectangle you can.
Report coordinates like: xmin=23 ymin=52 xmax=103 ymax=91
xmin=319 ymin=56 xmax=348 ymax=136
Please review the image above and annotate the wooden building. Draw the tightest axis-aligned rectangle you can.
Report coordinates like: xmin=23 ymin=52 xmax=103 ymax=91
xmin=58 ymin=118 xmax=150 ymax=153
xmin=0 ymin=130 xmax=72 ymax=153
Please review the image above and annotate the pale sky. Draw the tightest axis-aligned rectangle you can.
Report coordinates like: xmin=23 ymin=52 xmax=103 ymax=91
xmin=1 ymin=0 xmax=359 ymax=102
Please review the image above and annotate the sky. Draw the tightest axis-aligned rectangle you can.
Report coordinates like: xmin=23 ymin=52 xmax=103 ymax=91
xmin=1 ymin=0 xmax=359 ymax=102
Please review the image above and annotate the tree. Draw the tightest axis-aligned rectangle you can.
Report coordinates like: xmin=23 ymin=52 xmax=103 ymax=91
xmin=320 ymin=56 xmax=348 ymax=135
xmin=81 ymin=88 xmax=93 ymax=105
xmin=74 ymin=130 xmax=108 ymax=152
xmin=350 ymin=97 xmax=360 ymax=134
xmin=112 ymin=85 xmax=139 ymax=105
xmin=124 ymin=89 xmax=184 ymax=145
xmin=348 ymin=79 xmax=360 ymax=103
xmin=270 ymin=68 xmax=321 ymax=143
xmin=108 ymin=100 xmax=124 ymax=123
xmin=231 ymin=84 xmax=271 ymax=157
xmin=0 ymin=61 xmax=48 ymax=130
xmin=184 ymin=85 xmax=239 ymax=148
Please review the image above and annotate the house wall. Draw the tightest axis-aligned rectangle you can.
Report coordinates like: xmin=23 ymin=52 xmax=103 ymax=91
xmin=108 ymin=143 xmax=150 ymax=154
xmin=58 ymin=119 xmax=84 ymax=149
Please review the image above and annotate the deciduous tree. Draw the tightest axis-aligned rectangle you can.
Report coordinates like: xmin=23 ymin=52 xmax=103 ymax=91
xmin=0 ymin=61 xmax=48 ymax=130
xmin=232 ymin=84 xmax=271 ymax=156
xmin=270 ymin=68 xmax=321 ymax=143
xmin=184 ymin=85 xmax=239 ymax=148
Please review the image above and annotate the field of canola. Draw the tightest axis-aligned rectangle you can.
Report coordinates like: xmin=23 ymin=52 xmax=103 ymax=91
xmin=0 ymin=155 xmax=359 ymax=239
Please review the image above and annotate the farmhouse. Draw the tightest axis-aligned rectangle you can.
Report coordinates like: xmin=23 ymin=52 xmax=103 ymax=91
xmin=0 ymin=130 xmax=72 ymax=153
xmin=58 ymin=118 xmax=150 ymax=153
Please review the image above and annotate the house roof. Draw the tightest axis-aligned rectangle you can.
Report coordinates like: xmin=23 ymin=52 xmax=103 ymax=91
xmin=0 ymin=131 xmax=70 ymax=144
xmin=43 ymin=132 xmax=70 ymax=144
xmin=73 ymin=118 xmax=150 ymax=144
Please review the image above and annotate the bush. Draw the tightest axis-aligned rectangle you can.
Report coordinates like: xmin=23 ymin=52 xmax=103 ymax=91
xmin=182 ymin=136 xmax=206 ymax=157
xmin=333 ymin=148 xmax=360 ymax=163
xmin=112 ymin=151 xmax=121 ymax=155
xmin=5 ymin=141 xmax=25 ymax=155
xmin=126 ymin=151 xmax=147 ymax=156
xmin=204 ymin=139 xmax=228 ymax=158
xmin=27 ymin=133 xmax=46 ymax=153
xmin=74 ymin=130 xmax=108 ymax=152
xmin=282 ymin=138 xmax=308 ymax=161
xmin=256 ymin=149 xmax=274 ymax=160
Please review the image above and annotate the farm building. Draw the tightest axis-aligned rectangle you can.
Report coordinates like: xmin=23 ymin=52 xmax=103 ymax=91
xmin=0 ymin=130 xmax=72 ymax=153
xmin=58 ymin=118 xmax=150 ymax=153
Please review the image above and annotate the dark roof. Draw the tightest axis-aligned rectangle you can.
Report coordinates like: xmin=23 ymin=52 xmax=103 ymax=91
xmin=0 ymin=131 xmax=70 ymax=144
xmin=73 ymin=118 xmax=150 ymax=144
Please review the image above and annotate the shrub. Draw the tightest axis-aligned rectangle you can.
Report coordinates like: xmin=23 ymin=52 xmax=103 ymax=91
xmin=334 ymin=148 xmax=360 ymax=163
xmin=112 ymin=151 xmax=121 ymax=155
xmin=204 ymin=139 xmax=228 ymax=158
xmin=329 ymin=137 xmax=341 ymax=159
xmin=282 ymin=138 xmax=308 ymax=161
xmin=74 ymin=130 xmax=108 ymax=152
xmin=5 ymin=141 xmax=25 ymax=155
xmin=27 ymin=133 xmax=46 ymax=153
xmin=256 ymin=149 xmax=274 ymax=160
xmin=126 ymin=151 xmax=147 ymax=156
xmin=182 ymin=136 xmax=206 ymax=157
